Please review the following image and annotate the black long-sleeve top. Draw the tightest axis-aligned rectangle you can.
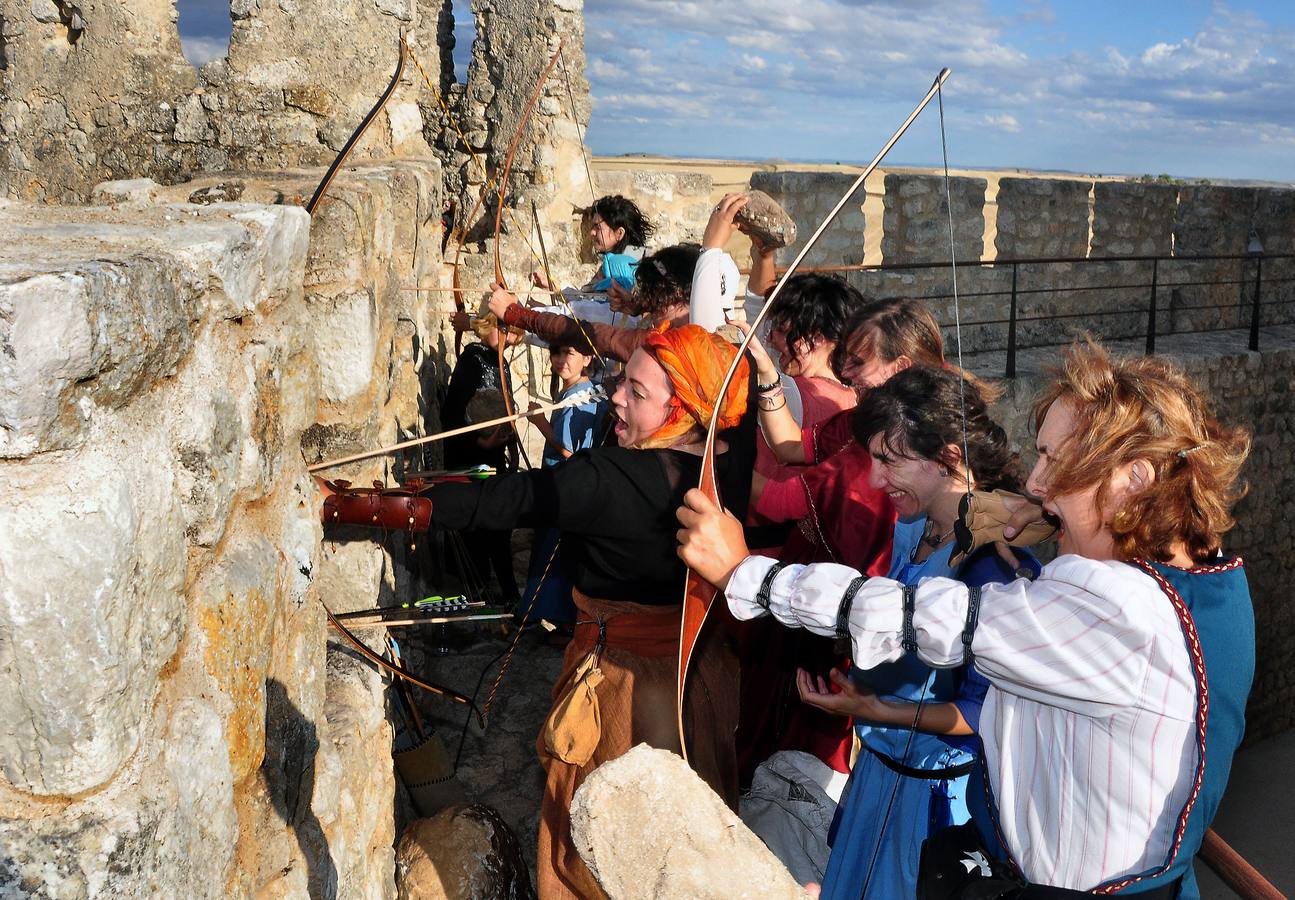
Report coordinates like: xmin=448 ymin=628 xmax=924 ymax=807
xmin=430 ymin=446 xmax=748 ymax=605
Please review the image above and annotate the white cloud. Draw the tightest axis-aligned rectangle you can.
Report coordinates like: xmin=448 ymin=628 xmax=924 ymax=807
xmin=574 ymin=0 xmax=1294 ymax=178
xmin=982 ymin=113 xmax=1021 ymax=133
xmin=179 ymin=35 xmax=227 ymax=68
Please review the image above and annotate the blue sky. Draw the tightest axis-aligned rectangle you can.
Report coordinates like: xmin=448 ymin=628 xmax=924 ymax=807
xmin=177 ymin=0 xmax=1295 ymax=182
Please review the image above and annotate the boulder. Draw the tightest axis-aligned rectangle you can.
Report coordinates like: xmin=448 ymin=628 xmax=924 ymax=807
xmin=570 ymin=744 xmax=808 ymax=899
xmin=395 ymin=805 xmax=534 ymax=900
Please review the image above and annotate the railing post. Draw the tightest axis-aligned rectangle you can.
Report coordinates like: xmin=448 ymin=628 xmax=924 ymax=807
xmin=1006 ymin=262 xmax=1018 ymax=378
xmin=1146 ymin=258 xmax=1158 ymax=355
xmin=1248 ymin=254 xmax=1263 ymax=352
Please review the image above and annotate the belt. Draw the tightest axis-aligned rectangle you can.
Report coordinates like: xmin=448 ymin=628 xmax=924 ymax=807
xmin=867 ymin=745 xmax=976 ymax=781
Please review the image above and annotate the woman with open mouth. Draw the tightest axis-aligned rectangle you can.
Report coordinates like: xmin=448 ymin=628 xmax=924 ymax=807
xmin=679 ymin=338 xmax=1253 ymax=898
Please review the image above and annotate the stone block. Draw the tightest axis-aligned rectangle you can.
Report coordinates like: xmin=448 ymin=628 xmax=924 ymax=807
xmin=994 ymin=177 xmax=1091 ymax=259
xmin=570 ymin=744 xmax=808 ymax=899
xmin=1174 ymin=185 xmax=1256 ymax=256
xmin=193 ymin=535 xmax=280 ymax=782
xmin=0 ymin=257 xmax=198 ymax=457
xmin=174 ymin=94 xmax=213 ymax=143
xmin=0 ymin=698 xmax=238 ymax=897
xmin=0 ymin=445 xmax=186 ymax=796
xmin=90 ymin=178 xmax=161 ymax=205
xmin=285 ymin=85 xmax=335 ymax=116
xmin=1090 ymin=182 xmax=1177 ymax=257
xmin=882 ymin=173 xmax=985 ymax=265
xmin=311 ymin=289 xmax=379 ymax=403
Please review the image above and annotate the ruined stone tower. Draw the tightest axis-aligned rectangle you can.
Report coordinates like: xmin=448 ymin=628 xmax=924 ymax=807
xmin=0 ymin=0 xmax=593 ymax=895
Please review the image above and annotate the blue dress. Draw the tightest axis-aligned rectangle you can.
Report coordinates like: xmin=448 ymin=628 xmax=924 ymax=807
xmin=521 ymin=383 xmax=607 ymax=625
xmin=821 ymin=517 xmax=1036 ymax=900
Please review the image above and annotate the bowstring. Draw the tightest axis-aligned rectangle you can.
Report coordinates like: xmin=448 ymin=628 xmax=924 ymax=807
xmin=861 ymin=75 xmax=964 ymax=900
xmin=937 ymin=84 xmax=973 ymax=498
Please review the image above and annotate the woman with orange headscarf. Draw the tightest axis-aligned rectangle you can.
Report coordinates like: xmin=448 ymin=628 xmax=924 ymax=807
xmin=395 ymin=324 xmax=750 ymax=899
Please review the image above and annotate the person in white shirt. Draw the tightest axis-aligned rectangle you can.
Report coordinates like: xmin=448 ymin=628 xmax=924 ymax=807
xmin=677 ymin=339 xmax=1254 ymax=897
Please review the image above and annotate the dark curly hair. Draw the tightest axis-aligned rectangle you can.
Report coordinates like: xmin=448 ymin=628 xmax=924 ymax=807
xmin=766 ymin=273 xmax=867 ymax=358
xmin=634 ymin=243 xmax=700 ymax=316
xmin=852 ymin=365 xmax=1021 ymax=492
xmin=591 ymin=195 xmax=655 ymax=253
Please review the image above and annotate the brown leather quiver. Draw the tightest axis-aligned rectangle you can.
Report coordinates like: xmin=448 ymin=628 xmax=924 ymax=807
xmin=320 ymin=479 xmax=432 ymax=531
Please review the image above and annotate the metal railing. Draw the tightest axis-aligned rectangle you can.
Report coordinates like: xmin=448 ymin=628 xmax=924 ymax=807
xmin=834 ymin=251 xmax=1295 ymax=377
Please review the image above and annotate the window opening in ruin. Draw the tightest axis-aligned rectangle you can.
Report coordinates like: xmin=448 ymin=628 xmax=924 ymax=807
xmin=0 ymin=13 xmax=8 ymax=69
xmin=175 ymin=0 xmax=232 ymax=69
xmin=450 ymin=0 xmax=477 ymax=83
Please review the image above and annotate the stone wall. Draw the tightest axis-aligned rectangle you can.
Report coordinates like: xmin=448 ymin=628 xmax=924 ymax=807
xmin=975 ymin=325 xmax=1295 ymax=743
xmin=734 ymin=170 xmax=1295 ymax=356
xmin=0 ymin=0 xmax=446 ymax=202
xmin=0 ymin=159 xmax=443 ymax=897
xmin=750 ymin=171 xmax=872 ymax=269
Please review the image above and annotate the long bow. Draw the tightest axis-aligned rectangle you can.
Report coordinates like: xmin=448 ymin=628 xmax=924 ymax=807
xmin=305 ymin=37 xmax=408 ymax=216
xmin=489 ymin=42 xmax=567 ymax=440
xmin=675 ymin=68 xmax=953 ymax=757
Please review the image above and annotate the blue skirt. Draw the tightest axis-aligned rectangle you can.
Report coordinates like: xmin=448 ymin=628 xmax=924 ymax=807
xmin=820 ymin=747 xmax=972 ymax=900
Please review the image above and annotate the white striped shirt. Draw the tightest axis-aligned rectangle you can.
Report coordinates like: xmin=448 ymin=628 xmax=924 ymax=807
xmin=726 ymin=554 xmax=1198 ymax=890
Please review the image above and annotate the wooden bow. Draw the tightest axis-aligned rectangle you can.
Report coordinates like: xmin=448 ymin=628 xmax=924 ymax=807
xmin=305 ymin=36 xmax=407 ymax=216
xmin=675 ymin=68 xmax=953 ymax=758
xmin=489 ymin=41 xmax=567 ymax=433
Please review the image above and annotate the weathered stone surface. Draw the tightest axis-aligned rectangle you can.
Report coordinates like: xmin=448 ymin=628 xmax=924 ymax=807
xmin=314 ymin=289 xmax=380 ymax=403
xmin=570 ymin=745 xmax=808 ymax=900
xmin=1090 ymin=182 xmax=1177 ymax=257
xmin=994 ymin=177 xmax=1091 ymax=259
xmin=0 ymin=441 xmax=186 ymax=795
xmin=189 ymin=180 xmax=247 ymax=204
xmin=395 ymin=805 xmax=534 ymax=900
xmin=0 ymin=255 xmax=198 ymax=457
xmin=882 ymin=173 xmax=985 ymax=264
xmin=0 ymin=696 xmax=239 ymax=898
xmin=90 ymin=177 xmax=162 ymax=204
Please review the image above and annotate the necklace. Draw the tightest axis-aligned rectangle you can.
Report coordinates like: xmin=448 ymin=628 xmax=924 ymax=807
xmin=910 ymin=520 xmax=956 ymax=563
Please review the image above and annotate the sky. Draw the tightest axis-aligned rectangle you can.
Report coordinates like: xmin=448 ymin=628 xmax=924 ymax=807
xmin=176 ymin=0 xmax=1295 ymax=183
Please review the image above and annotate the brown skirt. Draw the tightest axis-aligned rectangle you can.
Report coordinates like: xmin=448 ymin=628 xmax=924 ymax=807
xmin=535 ymin=591 xmax=739 ymax=900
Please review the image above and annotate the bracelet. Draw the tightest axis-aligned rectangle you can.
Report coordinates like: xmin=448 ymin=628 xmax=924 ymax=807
xmin=901 ymin=584 xmax=918 ymax=653
xmin=961 ymin=585 xmax=981 ymax=665
xmin=758 ymin=395 xmax=787 ymax=412
xmin=756 ymin=377 xmax=781 ymax=393
xmin=755 ymin=562 xmax=787 ymax=612
xmin=834 ymin=576 xmax=869 ymax=656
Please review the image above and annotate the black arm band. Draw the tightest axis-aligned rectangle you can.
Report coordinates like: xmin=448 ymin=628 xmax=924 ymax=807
xmin=961 ymin=585 xmax=982 ymax=665
xmin=901 ymin=584 xmax=918 ymax=653
xmin=755 ymin=562 xmax=787 ymax=612
xmin=834 ymin=576 xmax=868 ymax=656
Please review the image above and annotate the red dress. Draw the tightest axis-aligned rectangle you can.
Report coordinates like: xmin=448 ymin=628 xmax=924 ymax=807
xmin=737 ymin=398 xmax=896 ymax=782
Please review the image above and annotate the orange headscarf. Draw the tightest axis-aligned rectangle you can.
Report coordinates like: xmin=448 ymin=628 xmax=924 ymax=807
xmin=636 ymin=323 xmax=750 ymax=449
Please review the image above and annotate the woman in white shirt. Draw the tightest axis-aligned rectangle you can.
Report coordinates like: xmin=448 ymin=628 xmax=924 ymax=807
xmin=677 ymin=339 xmax=1253 ymax=897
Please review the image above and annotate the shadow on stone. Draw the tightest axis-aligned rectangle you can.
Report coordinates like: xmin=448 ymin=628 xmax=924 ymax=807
xmin=263 ymin=678 xmax=338 ymax=899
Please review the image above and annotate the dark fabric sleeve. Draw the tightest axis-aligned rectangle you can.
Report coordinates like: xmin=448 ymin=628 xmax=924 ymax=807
xmin=430 ymin=451 xmax=616 ymax=534
xmin=441 ymin=350 xmax=483 ymax=430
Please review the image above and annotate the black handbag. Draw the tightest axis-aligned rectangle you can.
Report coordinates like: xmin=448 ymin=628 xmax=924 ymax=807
xmin=917 ymin=824 xmax=1182 ymax=899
